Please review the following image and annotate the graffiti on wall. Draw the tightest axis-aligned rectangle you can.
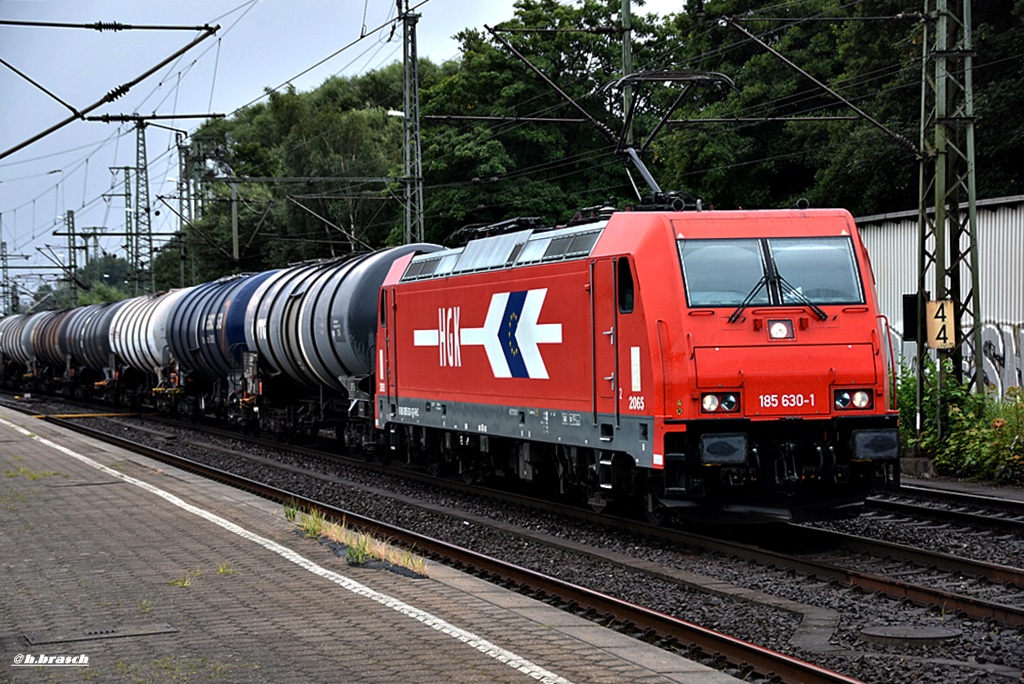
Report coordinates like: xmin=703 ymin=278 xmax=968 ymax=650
xmin=891 ymin=320 xmax=1024 ymax=396
xmin=981 ymin=321 xmax=1024 ymax=395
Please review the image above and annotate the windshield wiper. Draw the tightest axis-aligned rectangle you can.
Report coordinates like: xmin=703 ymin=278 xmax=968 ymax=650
xmin=728 ymin=272 xmax=828 ymax=323
xmin=728 ymin=275 xmax=767 ymax=323
xmin=777 ymin=273 xmax=828 ymax=321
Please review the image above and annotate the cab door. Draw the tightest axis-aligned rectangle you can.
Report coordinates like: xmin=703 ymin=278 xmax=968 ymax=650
xmin=376 ymin=288 xmax=395 ymax=425
xmin=591 ymin=259 xmax=618 ymax=429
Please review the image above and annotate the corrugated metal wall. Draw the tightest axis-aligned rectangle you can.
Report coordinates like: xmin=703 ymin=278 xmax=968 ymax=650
xmin=857 ymin=196 xmax=1024 ymax=392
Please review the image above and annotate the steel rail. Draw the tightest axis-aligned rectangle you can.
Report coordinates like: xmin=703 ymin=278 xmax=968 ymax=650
xmin=794 ymin=526 xmax=1024 ymax=590
xmin=868 ymin=496 xmax=1024 ymax=533
xmin=884 ymin=482 xmax=1024 ymax=516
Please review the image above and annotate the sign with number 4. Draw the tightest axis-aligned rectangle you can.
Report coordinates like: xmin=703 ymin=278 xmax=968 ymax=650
xmin=925 ymin=299 xmax=956 ymax=349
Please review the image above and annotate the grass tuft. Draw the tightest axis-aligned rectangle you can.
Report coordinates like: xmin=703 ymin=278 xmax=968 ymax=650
xmin=299 ymin=507 xmax=327 ymax=538
xmin=169 ymin=567 xmax=202 ymax=587
xmin=4 ymin=466 xmax=63 ymax=480
xmin=287 ymin=505 xmax=428 ymax=576
xmin=283 ymin=498 xmax=299 ymax=523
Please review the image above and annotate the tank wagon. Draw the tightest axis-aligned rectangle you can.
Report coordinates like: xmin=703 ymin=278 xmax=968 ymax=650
xmin=0 ymin=301 xmax=133 ymax=396
xmin=0 ymin=208 xmax=899 ymax=523
xmin=378 ymin=209 xmax=899 ymax=522
xmin=238 ymin=244 xmax=439 ymax=441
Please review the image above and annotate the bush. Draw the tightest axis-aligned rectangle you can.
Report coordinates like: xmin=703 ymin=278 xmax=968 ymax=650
xmin=992 ymin=387 xmax=1024 ymax=485
xmin=898 ymin=358 xmax=1024 ymax=484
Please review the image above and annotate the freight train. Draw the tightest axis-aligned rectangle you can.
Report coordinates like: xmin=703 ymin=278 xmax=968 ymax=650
xmin=0 ymin=207 xmax=900 ymax=523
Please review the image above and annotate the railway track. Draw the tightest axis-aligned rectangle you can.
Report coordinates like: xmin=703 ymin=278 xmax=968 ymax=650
xmin=34 ymin=411 xmax=862 ymax=684
xmin=763 ymin=526 xmax=1024 ymax=626
xmin=868 ymin=485 xmax=1024 ymax=533
xmin=119 ymin=411 xmax=1024 ymax=627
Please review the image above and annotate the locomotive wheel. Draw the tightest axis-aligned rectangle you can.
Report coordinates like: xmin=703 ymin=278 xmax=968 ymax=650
xmin=643 ymin=492 xmax=669 ymax=527
xmin=459 ymin=458 xmax=478 ymax=484
xmin=586 ymin=485 xmax=609 ymax=514
xmin=427 ymin=448 xmax=445 ymax=477
xmin=427 ymin=458 xmax=442 ymax=478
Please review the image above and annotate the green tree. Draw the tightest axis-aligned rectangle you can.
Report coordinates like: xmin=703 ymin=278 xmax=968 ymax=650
xmin=28 ymin=251 xmax=131 ymax=310
xmin=174 ymin=0 xmax=1023 ymax=276
xmin=183 ymin=75 xmax=408 ymax=280
xmin=418 ymin=0 xmax=677 ymax=240
xmin=655 ymin=0 xmax=1022 ymax=214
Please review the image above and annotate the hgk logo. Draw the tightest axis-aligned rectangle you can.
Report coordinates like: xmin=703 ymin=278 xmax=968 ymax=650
xmin=413 ymin=289 xmax=562 ymax=379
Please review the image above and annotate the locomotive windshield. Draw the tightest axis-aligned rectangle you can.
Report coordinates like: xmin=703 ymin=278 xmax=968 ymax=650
xmin=679 ymin=236 xmax=864 ymax=308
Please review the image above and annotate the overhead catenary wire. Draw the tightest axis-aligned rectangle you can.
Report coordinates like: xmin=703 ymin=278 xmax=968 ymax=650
xmin=0 ymin=24 xmax=221 ymax=162
xmin=0 ymin=0 xmax=259 ymax=238
xmin=2 ymin=0 xmax=1013 ymax=293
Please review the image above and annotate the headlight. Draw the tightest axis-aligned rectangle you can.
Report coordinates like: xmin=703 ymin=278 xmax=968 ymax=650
xmin=701 ymin=393 xmax=740 ymax=413
xmin=834 ymin=389 xmax=873 ymax=410
xmin=768 ymin=319 xmax=794 ymax=339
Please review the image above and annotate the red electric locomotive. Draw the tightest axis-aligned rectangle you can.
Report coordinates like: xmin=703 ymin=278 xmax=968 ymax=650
xmin=378 ymin=207 xmax=899 ymax=522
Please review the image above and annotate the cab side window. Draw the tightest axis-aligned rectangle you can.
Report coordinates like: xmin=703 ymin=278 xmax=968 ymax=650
xmin=617 ymin=258 xmax=635 ymax=314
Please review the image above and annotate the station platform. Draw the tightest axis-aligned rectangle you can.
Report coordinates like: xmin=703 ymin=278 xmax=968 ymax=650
xmin=0 ymin=406 xmax=737 ymax=684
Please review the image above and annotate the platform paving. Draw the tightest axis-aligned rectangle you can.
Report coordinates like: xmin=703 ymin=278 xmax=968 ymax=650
xmin=0 ymin=406 xmax=738 ymax=684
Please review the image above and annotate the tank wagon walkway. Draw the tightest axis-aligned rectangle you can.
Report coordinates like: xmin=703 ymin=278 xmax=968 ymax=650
xmin=0 ymin=406 xmax=736 ymax=684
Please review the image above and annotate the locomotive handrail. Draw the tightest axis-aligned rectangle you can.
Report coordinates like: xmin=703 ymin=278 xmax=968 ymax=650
xmin=877 ymin=313 xmax=898 ymax=409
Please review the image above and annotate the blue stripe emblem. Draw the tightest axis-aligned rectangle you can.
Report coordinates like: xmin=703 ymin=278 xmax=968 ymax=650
xmin=501 ymin=290 xmax=529 ymax=378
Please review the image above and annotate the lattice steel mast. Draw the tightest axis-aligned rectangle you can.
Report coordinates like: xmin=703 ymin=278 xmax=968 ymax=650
xmin=916 ymin=0 xmax=981 ymax=433
xmin=400 ymin=0 xmax=425 ymax=244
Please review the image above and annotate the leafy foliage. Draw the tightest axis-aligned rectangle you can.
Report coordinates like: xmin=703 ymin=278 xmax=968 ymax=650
xmin=897 ymin=359 xmax=1024 ymax=485
xmin=30 ymin=252 xmax=133 ymax=308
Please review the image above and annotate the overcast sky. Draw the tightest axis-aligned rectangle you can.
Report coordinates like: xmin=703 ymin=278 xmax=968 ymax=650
xmin=0 ymin=0 xmax=682 ymax=288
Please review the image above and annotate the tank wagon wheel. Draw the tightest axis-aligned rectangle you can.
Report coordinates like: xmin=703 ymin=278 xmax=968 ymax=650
xmin=239 ymin=418 xmax=257 ymax=437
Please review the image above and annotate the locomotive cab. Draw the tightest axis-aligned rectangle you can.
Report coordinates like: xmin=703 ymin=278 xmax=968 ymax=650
xmin=651 ymin=211 xmax=900 ymax=522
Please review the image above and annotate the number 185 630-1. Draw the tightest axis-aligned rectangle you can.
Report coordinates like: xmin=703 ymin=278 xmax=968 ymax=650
xmin=759 ymin=393 xmax=815 ymax=409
